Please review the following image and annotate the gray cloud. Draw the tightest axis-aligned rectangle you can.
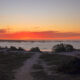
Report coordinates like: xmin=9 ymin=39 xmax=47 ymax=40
xmin=0 ymin=29 xmax=7 ymax=33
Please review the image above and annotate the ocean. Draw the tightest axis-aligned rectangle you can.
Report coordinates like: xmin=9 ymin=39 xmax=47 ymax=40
xmin=0 ymin=40 xmax=80 ymax=51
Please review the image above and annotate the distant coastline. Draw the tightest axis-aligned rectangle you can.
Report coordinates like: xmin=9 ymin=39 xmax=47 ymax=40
xmin=0 ymin=39 xmax=80 ymax=42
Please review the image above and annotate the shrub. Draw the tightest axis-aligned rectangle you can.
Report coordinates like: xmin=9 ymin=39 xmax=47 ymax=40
xmin=57 ymin=58 xmax=80 ymax=74
xmin=0 ymin=71 xmax=13 ymax=80
xmin=9 ymin=46 xmax=17 ymax=51
xmin=18 ymin=47 xmax=24 ymax=51
xmin=52 ymin=43 xmax=74 ymax=52
xmin=52 ymin=43 xmax=65 ymax=52
xmin=32 ymin=64 xmax=43 ymax=70
xmin=30 ymin=47 xmax=41 ymax=52
xmin=65 ymin=44 xmax=74 ymax=52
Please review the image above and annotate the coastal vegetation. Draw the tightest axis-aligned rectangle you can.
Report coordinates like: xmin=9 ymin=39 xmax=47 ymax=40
xmin=57 ymin=57 xmax=80 ymax=74
xmin=52 ymin=43 xmax=74 ymax=52
xmin=0 ymin=43 xmax=80 ymax=80
xmin=31 ymin=63 xmax=55 ymax=80
xmin=39 ymin=53 xmax=80 ymax=80
xmin=30 ymin=47 xmax=41 ymax=52
xmin=0 ymin=46 xmax=32 ymax=80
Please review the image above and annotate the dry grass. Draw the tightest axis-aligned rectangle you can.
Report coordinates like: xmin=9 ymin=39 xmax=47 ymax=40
xmin=39 ymin=53 xmax=80 ymax=80
xmin=0 ymin=52 xmax=32 ymax=80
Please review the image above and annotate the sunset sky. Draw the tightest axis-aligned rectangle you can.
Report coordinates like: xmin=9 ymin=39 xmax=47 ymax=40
xmin=0 ymin=0 xmax=80 ymax=40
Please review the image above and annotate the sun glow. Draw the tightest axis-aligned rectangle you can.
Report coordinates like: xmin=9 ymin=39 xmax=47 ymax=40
xmin=0 ymin=0 xmax=80 ymax=40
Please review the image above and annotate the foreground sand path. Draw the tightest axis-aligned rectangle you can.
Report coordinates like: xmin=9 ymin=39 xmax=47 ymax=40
xmin=14 ymin=53 xmax=41 ymax=80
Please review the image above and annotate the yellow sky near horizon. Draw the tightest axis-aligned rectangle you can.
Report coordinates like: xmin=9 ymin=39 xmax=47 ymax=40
xmin=0 ymin=24 xmax=80 ymax=33
xmin=0 ymin=0 xmax=80 ymax=40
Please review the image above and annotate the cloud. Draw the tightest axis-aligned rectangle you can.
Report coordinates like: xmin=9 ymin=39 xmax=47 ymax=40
xmin=0 ymin=31 xmax=80 ymax=40
xmin=0 ymin=29 xmax=7 ymax=33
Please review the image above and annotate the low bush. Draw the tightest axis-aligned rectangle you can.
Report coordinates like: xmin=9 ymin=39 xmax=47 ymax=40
xmin=32 ymin=64 xmax=43 ymax=70
xmin=57 ymin=58 xmax=80 ymax=74
xmin=30 ymin=47 xmax=41 ymax=52
xmin=9 ymin=46 xmax=17 ymax=51
xmin=52 ymin=43 xmax=74 ymax=52
xmin=65 ymin=44 xmax=74 ymax=52
xmin=0 ymin=52 xmax=31 ymax=80
xmin=18 ymin=47 xmax=24 ymax=51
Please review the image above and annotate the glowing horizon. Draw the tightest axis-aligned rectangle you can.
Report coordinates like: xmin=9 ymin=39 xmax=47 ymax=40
xmin=0 ymin=29 xmax=80 ymax=40
xmin=0 ymin=0 xmax=80 ymax=40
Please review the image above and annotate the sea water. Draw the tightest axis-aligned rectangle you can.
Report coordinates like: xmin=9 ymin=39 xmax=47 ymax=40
xmin=0 ymin=40 xmax=80 ymax=51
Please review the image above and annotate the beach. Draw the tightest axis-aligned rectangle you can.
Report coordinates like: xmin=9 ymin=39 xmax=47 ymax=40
xmin=0 ymin=44 xmax=80 ymax=80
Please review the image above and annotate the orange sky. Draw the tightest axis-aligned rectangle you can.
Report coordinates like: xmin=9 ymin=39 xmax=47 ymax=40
xmin=0 ymin=0 xmax=80 ymax=40
xmin=0 ymin=29 xmax=80 ymax=40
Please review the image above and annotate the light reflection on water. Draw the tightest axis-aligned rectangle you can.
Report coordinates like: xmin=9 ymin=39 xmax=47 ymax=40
xmin=0 ymin=40 xmax=80 ymax=51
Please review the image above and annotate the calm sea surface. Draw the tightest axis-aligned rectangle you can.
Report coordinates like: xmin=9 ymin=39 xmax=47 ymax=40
xmin=0 ymin=40 xmax=80 ymax=51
